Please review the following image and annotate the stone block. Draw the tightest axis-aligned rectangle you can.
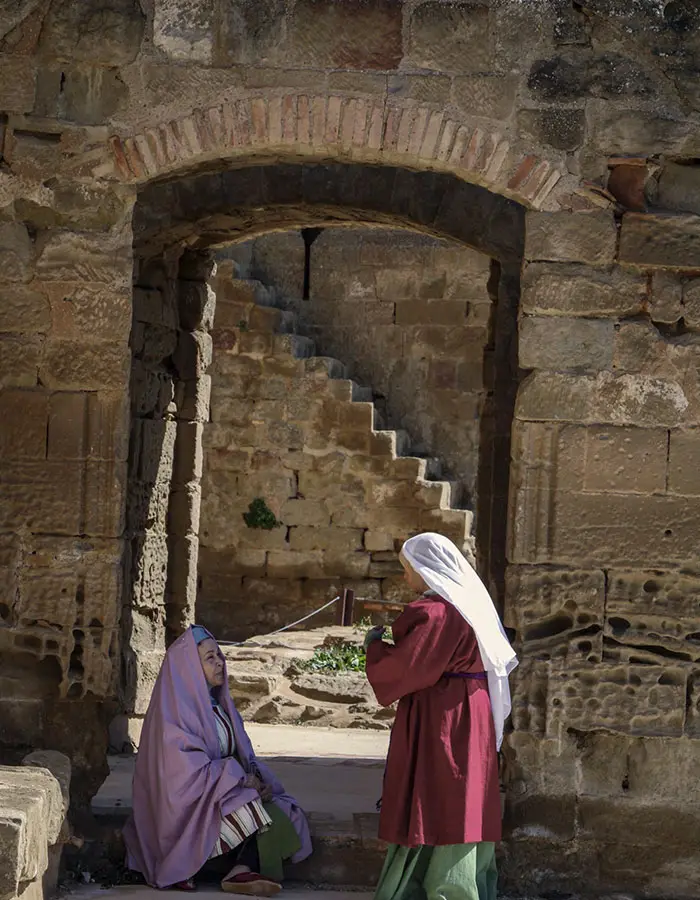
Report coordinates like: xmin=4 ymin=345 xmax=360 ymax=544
xmin=153 ymin=0 xmax=215 ymax=62
xmin=516 ymin=107 xmax=586 ymax=152
xmin=48 ymin=284 xmax=132 ymax=342
xmin=0 ymin=56 xmax=36 ymax=113
xmin=0 ymin=391 xmax=47 ymax=460
xmin=0 ymin=764 xmax=64 ymax=887
xmin=605 ymin=570 xmax=700 ymax=665
xmin=0 ymin=460 xmax=82 ymax=535
xmin=682 ymin=277 xmax=700 ymax=329
xmin=36 ymin=230 xmax=130 ymax=286
xmin=506 ymin=566 xmax=604 ymax=659
xmin=555 ymin=424 xmax=669 ymax=495
xmin=513 ymin=488 xmax=700 ymax=567
xmin=289 ymin=526 xmax=364 ymax=553
xmin=39 ymin=0 xmax=145 ymax=66
xmin=525 ymin=211 xmax=617 ymax=266
xmin=40 ymin=339 xmax=129 ymax=391
xmin=323 ymin=551 xmax=371 ymax=578
xmin=547 ymin=663 xmax=686 ymax=737
xmin=521 ymin=263 xmax=645 ymax=317
xmin=16 ymin=569 xmax=78 ymax=630
xmin=0 ymin=286 xmax=50 ymax=333
xmin=387 ymin=74 xmax=450 ymax=105
xmin=280 ymin=499 xmax=331 ymax=527
xmin=650 ymin=271 xmax=683 ymax=324
xmin=519 ymin=316 xmax=614 ymax=371
xmin=668 ymin=429 xmax=700 ymax=496
xmin=286 ymin=0 xmax=402 ymax=71
xmin=267 ymin=550 xmax=324 ymax=579
xmin=364 ymin=530 xmax=395 ymax=552
xmin=85 ymin=460 xmax=127 ymax=537
xmin=515 ymin=371 xmax=694 ymax=427
xmin=408 ymin=2 xmax=493 ymax=73
xmin=0 ymin=335 xmax=43 ymax=389
xmin=0 ymin=223 xmax=34 ymax=284
xmin=216 ymin=0 xmax=286 ymax=66
xmin=453 ymin=75 xmax=517 ymax=119
xmin=394 ymin=300 xmax=468 ymax=327
xmin=22 ymin=751 xmax=71 ymax=824
xmin=579 ymin=797 xmax=700 ymax=848
xmin=47 ymin=392 xmax=87 ymax=459
xmin=619 ymin=213 xmax=700 ymax=270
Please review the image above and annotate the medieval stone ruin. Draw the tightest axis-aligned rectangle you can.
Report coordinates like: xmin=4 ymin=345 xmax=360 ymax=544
xmin=1 ymin=0 xmax=700 ymax=897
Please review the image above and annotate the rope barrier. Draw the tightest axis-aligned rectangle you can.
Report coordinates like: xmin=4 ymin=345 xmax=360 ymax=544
xmin=217 ymin=595 xmax=342 ymax=646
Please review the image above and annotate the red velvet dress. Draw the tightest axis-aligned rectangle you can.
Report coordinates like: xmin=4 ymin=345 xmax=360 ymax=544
xmin=365 ymin=593 xmax=501 ymax=847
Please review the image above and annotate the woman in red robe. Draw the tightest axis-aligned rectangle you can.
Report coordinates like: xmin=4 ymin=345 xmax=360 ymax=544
xmin=365 ymin=533 xmax=517 ymax=900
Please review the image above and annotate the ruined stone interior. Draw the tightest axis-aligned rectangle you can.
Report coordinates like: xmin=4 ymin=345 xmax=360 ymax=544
xmin=2 ymin=0 xmax=700 ymax=897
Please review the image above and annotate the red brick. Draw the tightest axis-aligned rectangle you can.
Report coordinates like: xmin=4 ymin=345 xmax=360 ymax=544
xmin=298 ymin=95 xmax=311 ymax=144
xmin=109 ymin=137 xmax=132 ymax=179
xmin=324 ymin=95 xmax=342 ymax=143
xmin=282 ymin=94 xmax=297 ymax=143
xmin=121 ymin=137 xmax=145 ymax=178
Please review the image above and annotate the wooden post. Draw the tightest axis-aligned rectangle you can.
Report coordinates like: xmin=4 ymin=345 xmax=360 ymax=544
xmin=340 ymin=588 xmax=355 ymax=626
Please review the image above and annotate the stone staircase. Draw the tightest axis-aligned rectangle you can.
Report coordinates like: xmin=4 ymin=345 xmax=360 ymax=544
xmin=208 ymin=261 xmax=475 ymax=566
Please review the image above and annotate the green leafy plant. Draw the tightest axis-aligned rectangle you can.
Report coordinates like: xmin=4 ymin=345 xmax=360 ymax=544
xmin=243 ymin=498 xmax=281 ymax=530
xmin=295 ymin=638 xmax=366 ymax=673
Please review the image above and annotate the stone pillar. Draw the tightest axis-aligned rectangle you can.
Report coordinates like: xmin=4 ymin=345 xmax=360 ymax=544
xmin=0 ymin=186 xmax=134 ymax=802
xmin=117 ymin=250 xmax=214 ymax=746
xmin=502 ymin=209 xmax=700 ymax=894
xmin=120 ymin=253 xmax=180 ymax=741
xmin=168 ymin=250 xmax=215 ymax=643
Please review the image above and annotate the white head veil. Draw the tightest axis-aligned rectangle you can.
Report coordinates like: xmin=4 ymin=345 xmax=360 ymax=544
xmin=401 ymin=532 xmax=518 ymax=750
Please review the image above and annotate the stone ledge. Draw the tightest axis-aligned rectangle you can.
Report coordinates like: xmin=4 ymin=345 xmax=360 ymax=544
xmin=0 ymin=759 xmax=68 ymax=900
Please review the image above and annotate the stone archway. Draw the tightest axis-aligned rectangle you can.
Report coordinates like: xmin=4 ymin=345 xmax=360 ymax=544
xmin=120 ymin=158 xmax=526 ymax=735
xmin=86 ymin=91 xmax=596 ymax=214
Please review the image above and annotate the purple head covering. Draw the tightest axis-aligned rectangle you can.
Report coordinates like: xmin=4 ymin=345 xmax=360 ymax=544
xmin=123 ymin=625 xmax=311 ymax=887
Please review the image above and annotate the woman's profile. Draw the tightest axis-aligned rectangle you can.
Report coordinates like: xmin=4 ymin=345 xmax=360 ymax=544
xmin=364 ymin=532 xmax=518 ymax=900
xmin=123 ymin=625 xmax=312 ymax=894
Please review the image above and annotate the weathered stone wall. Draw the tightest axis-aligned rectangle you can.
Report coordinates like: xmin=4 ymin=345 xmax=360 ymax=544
xmin=199 ymin=258 xmax=474 ymax=641
xmin=502 ymin=212 xmax=700 ymax=896
xmin=0 ymin=208 xmax=133 ymax=801
xmin=1 ymin=0 xmax=700 ymax=892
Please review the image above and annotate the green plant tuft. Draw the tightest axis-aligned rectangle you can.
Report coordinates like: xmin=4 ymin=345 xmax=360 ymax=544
xmin=295 ymin=638 xmax=366 ymax=673
xmin=243 ymin=498 xmax=281 ymax=530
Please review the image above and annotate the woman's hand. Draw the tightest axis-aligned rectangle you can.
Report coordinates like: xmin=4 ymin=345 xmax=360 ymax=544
xmin=363 ymin=625 xmax=386 ymax=650
xmin=243 ymin=773 xmax=263 ymax=793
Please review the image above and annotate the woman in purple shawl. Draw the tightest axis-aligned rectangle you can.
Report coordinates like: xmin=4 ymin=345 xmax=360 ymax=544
xmin=123 ymin=625 xmax=312 ymax=895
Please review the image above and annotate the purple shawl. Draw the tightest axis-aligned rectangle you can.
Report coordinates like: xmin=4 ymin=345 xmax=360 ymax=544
xmin=123 ymin=626 xmax=312 ymax=887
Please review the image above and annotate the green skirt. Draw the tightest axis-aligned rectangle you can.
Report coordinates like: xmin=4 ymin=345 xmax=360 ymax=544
xmin=374 ymin=843 xmax=497 ymax=900
xmin=255 ymin=802 xmax=302 ymax=882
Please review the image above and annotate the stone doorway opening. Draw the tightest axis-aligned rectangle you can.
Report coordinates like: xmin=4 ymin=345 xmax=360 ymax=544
xmin=116 ymin=161 xmax=525 ymax=748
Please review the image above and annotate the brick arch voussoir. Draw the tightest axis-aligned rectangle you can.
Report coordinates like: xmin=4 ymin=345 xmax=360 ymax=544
xmin=94 ymin=92 xmax=592 ymax=212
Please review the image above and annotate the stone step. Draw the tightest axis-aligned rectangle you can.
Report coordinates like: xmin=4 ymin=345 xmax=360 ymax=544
xmin=304 ymin=357 xmax=349 ymax=379
xmin=278 ymin=310 xmax=298 ymax=334
xmin=351 ymin=382 xmax=373 ymax=403
xmin=371 ymin=430 xmax=411 ymax=458
xmin=274 ymin=334 xmax=316 ymax=358
xmin=84 ymin=728 xmax=389 ymax=889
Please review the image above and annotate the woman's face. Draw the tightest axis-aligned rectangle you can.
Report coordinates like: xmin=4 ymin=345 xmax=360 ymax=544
xmin=400 ymin=552 xmax=428 ymax=593
xmin=197 ymin=638 xmax=225 ymax=688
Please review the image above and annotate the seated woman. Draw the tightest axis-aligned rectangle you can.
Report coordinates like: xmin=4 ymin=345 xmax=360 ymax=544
xmin=123 ymin=625 xmax=312 ymax=895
